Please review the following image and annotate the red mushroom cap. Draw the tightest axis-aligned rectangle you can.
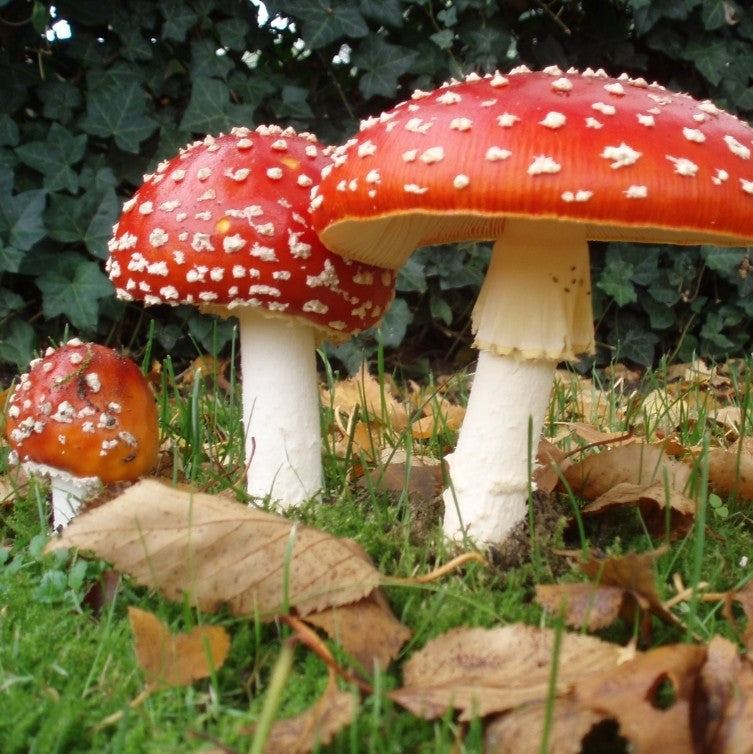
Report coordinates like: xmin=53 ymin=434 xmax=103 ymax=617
xmin=311 ymin=66 xmax=753 ymax=268
xmin=106 ymin=126 xmax=395 ymax=341
xmin=5 ymin=340 xmax=159 ymax=484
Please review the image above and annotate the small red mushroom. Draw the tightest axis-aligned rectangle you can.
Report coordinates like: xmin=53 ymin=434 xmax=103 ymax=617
xmin=106 ymin=125 xmax=396 ymax=506
xmin=311 ymin=65 xmax=753 ymax=545
xmin=5 ymin=339 xmax=159 ymax=528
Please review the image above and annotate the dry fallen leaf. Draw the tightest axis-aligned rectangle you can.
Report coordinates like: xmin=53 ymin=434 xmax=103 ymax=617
xmin=707 ymin=445 xmax=753 ymax=500
xmin=302 ymin=537 xmax=411 ymax=673
xmin=537 ymin=549 xmax=683 ymax=638
xmin=249 ymin=668 xmax=355 ymax=754
xmin=581 ymin=480 xmax=695 ymax=539
xmin=574 ymin=642 xmax=707 ymax=753
xmin=562 ymin=443 xmax=693 ymax=500
xmin=128 ymin=606 xmax=230 ymax=689
xmin=305 ymin=590 xmax=412 ymax=674
xmin=700 ymin=636 xmax=753 ymax=753
xmin=45 ymin=479 xmax=382 ymax=619
xmin=389 ymin=624 xmax=626 ymax=721
xmin=484 ymin=697 xmax=607 ymax=754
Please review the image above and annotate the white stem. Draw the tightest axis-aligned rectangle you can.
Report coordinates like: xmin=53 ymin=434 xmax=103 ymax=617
xmin=442 ymin=219 xmax=593 ymax=546
xmin=442 ymin=353 xmax=555 ymax=545
xmin=238 ymin=311 xmax=323 ymax=507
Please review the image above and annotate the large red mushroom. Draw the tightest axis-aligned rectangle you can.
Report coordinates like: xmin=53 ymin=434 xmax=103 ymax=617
xmin=310 ymin=65 xmax=753 ymax=546
xmin=107 ymin=126 xmax=395 ymax=507
xmin=5 ymin=340 xmax=159 ymax=528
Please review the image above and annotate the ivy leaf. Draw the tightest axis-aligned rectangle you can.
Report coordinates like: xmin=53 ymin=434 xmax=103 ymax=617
xmin=358 ymin=0 xmax=404 ymax=27
xmin=190 ymin=39 xmax=233 ymax=79
xmin=276 ymin=85 xmax=314 ymax=121
xmin=80 ymin=80 xmax=158 ymax=153
xmin=15 ymin=123 xmax=87 ymax=193
xmin=598 ymin=258 xmax=637 ymax=306
xmin=614 ymin=328 xmax=659 ymax=366
xmin=0 ymin=287 xmax=23 ymax=316
xmin=160 ymin=0 xmax=198 ymax=42
xmin=0 ymin=187 xmax=46 ymax=253
xmin=0 ymin=317 xmax=36 ymax=368
xmin=683 ymin=39 xmax=729 ymax=85
xmin=45 ymin=186 xmax=120 ymax=259
xmin=378 ymin=297 xmax=412 ymax=348
xmin=180 ymin=77 xmax=232 ymax=134
xmin=36 ymin=80 xmax=82 ymax=124
xmin=36 ymin=252 xmax=114 ymax=330
xmin=354 ymin=36 xmax=417 ymax=99
xmin=701 ymin=245 xmax=747 ymax=274
xmin=288 ymin=0 xmax=369 ymax=49
xmin=0 ymin=114 xmax=19 ymax=146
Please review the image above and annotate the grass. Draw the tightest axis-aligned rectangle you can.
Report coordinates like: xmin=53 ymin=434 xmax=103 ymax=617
xmin=1 ymin=345 xmax=753 ymax=752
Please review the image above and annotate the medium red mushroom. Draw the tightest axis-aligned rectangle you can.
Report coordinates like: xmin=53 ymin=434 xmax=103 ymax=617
xmin=106 ymin=126 xmax=395 ymax=506
xmin=5 ymin=339 xmax=159 ymax=528
xmin=310 ymin=65 xmax=753 ymax=545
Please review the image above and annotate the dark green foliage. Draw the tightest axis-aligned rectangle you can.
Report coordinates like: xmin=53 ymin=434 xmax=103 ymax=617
xmin=0 ymin=0 xmax=751 ymax=371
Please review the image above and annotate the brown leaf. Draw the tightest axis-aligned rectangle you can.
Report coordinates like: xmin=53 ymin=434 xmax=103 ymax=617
xmin=574 ymin=643 xmax=707 ymax=753
xmin=304 ymin=590 xmax=411 ymax=673
xmin=578 ymin=549 xmax=682 ymax=632
xmin=322 ymin=366 xmax=409 ymax=430
xmin=259 ymin=670 xmax=355 ymax=754
xmin=484 ymin=698 xmax=607 ymax=754
xmin=45 ymin=479 xmax=381 ymax=618
xmin=700 ymin=637 xmax=753 ymax=754
xmin=707 ymin=446 xmax=753 ymax=500
xmin=389 ymin=624 xmax=625 ymax=721
xmin=581 ymin=480 xmax=695 ymax=539
xmin=538 ymin=550 xmax=682 ymax=638
xmin=359 ymin=456 xmax=443 ymax=502
xmin=301 ymin=535 xmax=411 ymax=673
xmin=562 ymin=444 xmax=692 ymax=500
xmin=128 ymin=606 xmax=230 ymax=689
xmin=535 ymin=582 xmax=625 ymax=631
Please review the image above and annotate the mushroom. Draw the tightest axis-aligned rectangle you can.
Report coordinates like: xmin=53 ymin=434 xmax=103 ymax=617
xmin=106 ymin=126 xmax=395 ymax=507
xmin=4 ymin=339 xmax=159 ymax=529
xmin=310 ymin=65 xmax=753 ymax=546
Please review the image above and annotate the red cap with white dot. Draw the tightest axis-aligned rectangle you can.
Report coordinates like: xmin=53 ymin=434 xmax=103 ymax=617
xmin=312 ymin=65 xmax=753 ymax=272
xmin=107 ymin=125 xmax=395 ymax=341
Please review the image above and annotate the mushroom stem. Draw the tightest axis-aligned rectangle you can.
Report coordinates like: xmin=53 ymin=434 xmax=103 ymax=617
xmin=442 ymin=221 xmax=594 ymax=545
xmin=238 ymin=309 xmax=323 ymax=507
xmin=443 ymin=353 xmax=554 ymax=544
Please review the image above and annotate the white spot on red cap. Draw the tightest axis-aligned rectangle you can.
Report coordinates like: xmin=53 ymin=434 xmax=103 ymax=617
xmin=223 ymin=234 xmax=246 ymax=253
xmin=724 ymin=134 xmax=751 ymax=160
xmin=450 ymin=117 xmax=473 ymax=131
xmin=404 ymin=183 xmax=429 ymax=194
xmin=667 ymin=156 xmax=699 ymax=176
xmin=625 ymin=185 xmax=648 ymax=198
xmin=561 ymin=190 xmax=593 ymax=202
xmin=497 ymin=113 xmax=519 ymax=128
xmin=436 ymin=90 xmax=462 ymax=105
xmin=591 ymin=102 xmax=616 ymax=115
xmin=601 ymin=143 xmax=642 ymax=169
xmin=539 ymin=112 xmax=566 ymax=129
xmin=683 ymin=128 xmax=706 ymax=143
xmin=453 ymin=174 xmax=470 ymax=189
xmin=420 ymin=147 xmax=445 ymax=164
xmin=551 ymin=78 xmax=573 ymax=92
xmin=527 ymin=156 xmax=561 ymax=175
xmin=485 ymin=146 xmax=511 ymax=161
xmin=149 ymin=228 xmax=168 ymax=247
